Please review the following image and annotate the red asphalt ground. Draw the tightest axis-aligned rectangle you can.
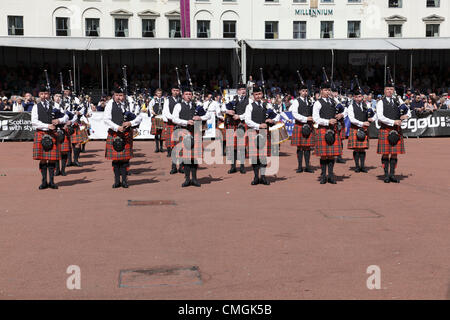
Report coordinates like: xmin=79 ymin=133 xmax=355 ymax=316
xmin=0 ymin=138 xmax=449 ymax=299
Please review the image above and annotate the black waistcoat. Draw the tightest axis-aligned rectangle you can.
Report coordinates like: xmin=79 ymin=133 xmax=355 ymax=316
xmin=297 ymin=97 xmax=312 ymax=116
xmin=111 ymin=102 xmax=124 ymax=126
xmin=153 ymin=98 xmax=164 ymax=115
xmin=318 ymin=98 xmax=336 ymax=120
xmin=179 ymin=102 xmax=196 ymax=121
xmin=352 ymin=102 xmax=368 ymax=122
xmin=168 ymin=96 xmax=179 ymax=114
xmin=37 ymin=102 xmax=53 ymax=124
xmin=382 ymin=98 xmax=400 ymax=120
xmin=251 ymin=102 xmax=267 ymax=125
xmin=235 ymin=96 xmax=249 ymax=115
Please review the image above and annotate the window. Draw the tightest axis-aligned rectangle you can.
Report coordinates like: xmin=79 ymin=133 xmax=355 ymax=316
xmin=223 ymin=20 xmax=236 ymax=38
xmin=321 ymin=0 xmax=334 ymax=3
xmin=85 ymin=18 xmax=100 ymax=37
xmin=265 ymin=0 xmax=279 ymax=2
xmin=347 ymin=21 xmax=361 ymax=38
xmin=293 ymin=21 xmax=306 ymax=39
xmin=142 ymin=19 xmax=155 ymax=37
xmin=293 ymin=0 xmax=307 ymax=2
xmin=348 ymin=0 xmax=361 ymax=2
xmin=426 ymin=24 xmax=439 ymax=37
xmin=115 ymin=18 xmax=129 ymax=37
xmin=389 ymin=0 xmax=402 ymax=8
xmin=320 ymin=21 xmax=334 ymax=38
xmin=388 ymin=24 xmax=402 ymax=37
xmin=7 ymin=16 xmax=23 ymax=36
xmin=426 ymin=0 xmax=440 ymax=7
xmin=56 ymin=17 xmax=70 ymax=36
xmin=197 ymin=20 xmax=210 ymax=38
xmin=265 ymin=21 xmax=278 ymax=39
xmin=169 ymin=19 xmax=181 ymax=38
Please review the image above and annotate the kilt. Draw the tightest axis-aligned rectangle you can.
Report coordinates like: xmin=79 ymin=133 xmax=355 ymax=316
xmin=225 ymin=121 xmax=248 ymax=150
xmin=71 ymin=124 xmax=84 ymax=145
xmin=33 ymin=130 xmax=61 ymax=161
xmin=163 ymin=121 xmax=176 ymax=148
xmin=291 ymin=122 xmax=315 ymax=147
xmin=151 ymin=117 xmax=165 ymax=137
xmin=377 ymin=126 xmax=405 ymax=155
xmin=174 ymin=128 xmax=203 ymax=162
xmin=105 ymin=129 xmax=133 ymax=161
xmin=347 ymin=126 xmax=369 ymax=150
xmin=60 ymin=128 xmax=72 ymax=153
xmin=314 ymin=126 xmax=342 ymax=157
xmin=248 ymin=129 xmax=271 ymax=159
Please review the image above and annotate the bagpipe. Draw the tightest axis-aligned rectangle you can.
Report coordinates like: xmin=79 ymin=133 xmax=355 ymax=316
xmin=322 ymin=67 xmax=342 ymax=146
xmin=354 ymin=75 xmax=376 ymax=142
xmin=386 ymin=67 xmax=409 ymax=146
xmin=296 ymin=69 xmax=314 ymax=139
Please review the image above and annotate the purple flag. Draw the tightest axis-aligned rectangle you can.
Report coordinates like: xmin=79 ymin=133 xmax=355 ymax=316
xmin=180 ymin=0 xmax=191 ymax=38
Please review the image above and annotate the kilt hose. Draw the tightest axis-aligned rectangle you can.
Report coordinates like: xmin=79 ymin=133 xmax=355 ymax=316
xmin=163 ymin=120 xmax=176 ymax=148
xmin=59 ymin=128 xmax=72 ymax=153
xmin=348 ymin=126 xmax=370 ymax=150
xmin=173 ymin=127 xmax=203 ymax=163
xmin=314 ymin=126 xmax=342 ymax=157
xmin=151 ymin=117 xmax=165 ymax=138
xmin=33 ymin=130 xmax=61 ymax=161
xmin=377 ymin=125 xmax=405 ymax=155
xmin=105 ymin=129 xmax=133 ymax=161
xmin=247 ymin=129 xmax=272 ymax=161
xmin=70 ymin=124 xmax=84 ymax=145
xmin=339 ymin=121 xmax=346 ymax=140
xmin=291 ymin=122 xmax=315 ymax=147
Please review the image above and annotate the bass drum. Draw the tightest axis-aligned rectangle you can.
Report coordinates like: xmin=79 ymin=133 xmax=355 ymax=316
xmin=269 ymin=122 xmax=289 ymax=145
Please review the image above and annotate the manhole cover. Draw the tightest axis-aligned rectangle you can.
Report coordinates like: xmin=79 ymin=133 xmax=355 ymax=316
xmin=319 ymin=209 xmax=382 ymax=219
xmin=119 ymin=266 xmax=202 ymax=288
xmin=128 ymin=200 xmax=176 ymax=206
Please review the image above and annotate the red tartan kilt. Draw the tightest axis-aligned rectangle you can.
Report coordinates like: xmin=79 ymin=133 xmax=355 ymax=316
xmin=339 ymin=127 xmax=346 ymax=140
xmin=225 ymin=121 xmax=248 ymax=149
xmin=348 ymin=126 xmax=369 ymax=150
xmin=377 ymin=127 xmax=405 ymax=155
xmin=105 ymin=130 xmax=133 ymax=161
xmin=33 ymin=130 xmax=61 ymax=160
xmin=60 ymin=128 xmax=72 ymax=153
xmin=151 ymin=117 xmax=165 ymax=137
xmin=71 ymin=124 xmax=84 ymax=144
xmin=314 ymin=127 xmax=342 ymax=157
xmin=247 ymin=129 xmax=271 ymax=158
xmin=172 ymin=129 xmax=203 ymax=161
xmin=163 ymin=121 xmax=176 ymax=148
xmin=291 ymin=123 xmax=315 ymax=147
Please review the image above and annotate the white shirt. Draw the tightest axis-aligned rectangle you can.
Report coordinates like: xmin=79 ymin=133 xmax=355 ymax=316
xmin=348 ymin=101 xmax=378 ymax=128
xmin=13 ymin=102 xmax=24 ymax=112
xmin=172 ymin=101 xmax=211 ymax=127
xmin=162 ymin=96 xmax=179 ymax=122
xmin=244 ymin=101 xmax=280 ymax=130
xmin=376 ymin=96 xmax=410 ymax=127
xmin=31 ymin=101 xmax=68 ymax=131
xmin=291 ymin=96 xmax=309 ymax=123
xmin=103 ymin=99 xmax=142 ymax=132
xmin=207 ymin=100 xmax=224 ymax=120
xmin=312 ymin=98 xmax=343 ymax=127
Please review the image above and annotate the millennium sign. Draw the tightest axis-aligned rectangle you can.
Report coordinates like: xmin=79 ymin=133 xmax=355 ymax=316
xmin=295 ymin=9 xmax=334 ymax=17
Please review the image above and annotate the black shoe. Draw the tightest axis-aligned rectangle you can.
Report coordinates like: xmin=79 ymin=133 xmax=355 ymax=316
xmin=112 ymin=182 xmax=121 ymax=188
xmin=239 ymin=165 xmax=246 ymax=174
xmin=61 ymin=171 xmax=67 ymax=176
xmin=182 ymin=179 xmax=191 ymax=187
xmin=122 ymin=181 xmax=129 ymax=188
xmin=48 ymin=182 xmax=58 ymax=189
xmin=39 ymin=183 xmax=48 ymax=190
xmin=155 ymin=148 xmax=160 ymax=153
xmin=191 ymin=179 xmax=201 ymax=187
xmin=170 ymin=168 xmax=178 ymax=175
xmin=228 ymin=166 xmax=237 ymax=174
xmin=55 ymin=170 xmax=61 ymax=176
xmin=304 ymin=167 xmax=314 ymax=173
xmin=67 ymin=162 xmax=74 ymax=167
xmin=73 ymin=162 xmax=82 ymax=167
xmin=389 ymin=176 xmax=400 ymax=183
xmin=251 ymin=178 xmax=259 ymax=186
xmin=336 ymin=157 xmax=346 ymax=164
xmin=327 ymin=176 xmax=337 ymax=184
xmin=320 ymin=176 xmax=327 ymax=184
xmin=260 ymin=176 xmax=270 ymax=185
xmin=384 ymin=176 xmax=391 ymax=183
xmin=296 ymin=167 xmax=303 ymax=173
xmin=179 ymin=167 xmax=185 ymax=174
xmin=355 ymin=167 xmax=361 ymax=173
xmin=360 ymin=167 xmax=368 ymax=173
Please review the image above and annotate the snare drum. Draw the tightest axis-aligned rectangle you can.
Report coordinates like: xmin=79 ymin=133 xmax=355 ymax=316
xmin=218 ymin=122 xmax=225 ymax=139
xmin=269 ymin=122 xmax=289 ymax=145
xmin=133 ymin=128 xmax=140 ymax=138
xmin=154 ymin=115 xmax=164 ymax=130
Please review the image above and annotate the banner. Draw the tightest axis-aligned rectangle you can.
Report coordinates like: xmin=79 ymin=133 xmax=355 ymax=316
xmin=180 ymin=0 xmax=191 ymax=38
xmin=349 ymin=53 xmax=385 ymax=66
xmin=281 ymin=111 xmax=295 ymax=136
xmin=0 ymin=112 xmax=34 ymax=140
xmin=368 ymin=110 xmax=450 ymax=138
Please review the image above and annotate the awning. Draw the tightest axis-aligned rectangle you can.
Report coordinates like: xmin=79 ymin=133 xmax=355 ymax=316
xmin=0 ymin=36 xmax=239 ymax=50
xmin=245 ymin=39 xmax=399 ymax=51
xmin=386 ymin=37 xmax=450 ymax=49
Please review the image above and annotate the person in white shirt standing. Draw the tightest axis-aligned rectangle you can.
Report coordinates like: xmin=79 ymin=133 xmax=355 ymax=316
xmin=149 ymin=88 xmax=165 ymax=153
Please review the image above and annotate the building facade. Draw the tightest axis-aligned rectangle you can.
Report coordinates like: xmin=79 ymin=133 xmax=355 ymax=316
xmin=1 ymin=0 xmax=449 ymax=40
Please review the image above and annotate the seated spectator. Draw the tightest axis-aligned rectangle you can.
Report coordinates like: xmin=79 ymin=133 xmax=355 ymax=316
xmin=23 ymin=93 xmax=34 ymax=112
xmin=424 ymin=97 xmax=437 ymax=113
xmin=0 ymin=97 xmax=12 ymax=111
xmin=13 ymin=96 xmax=24 ymax=112
xmin=410 ymin=93 xmax=425 ymax=116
